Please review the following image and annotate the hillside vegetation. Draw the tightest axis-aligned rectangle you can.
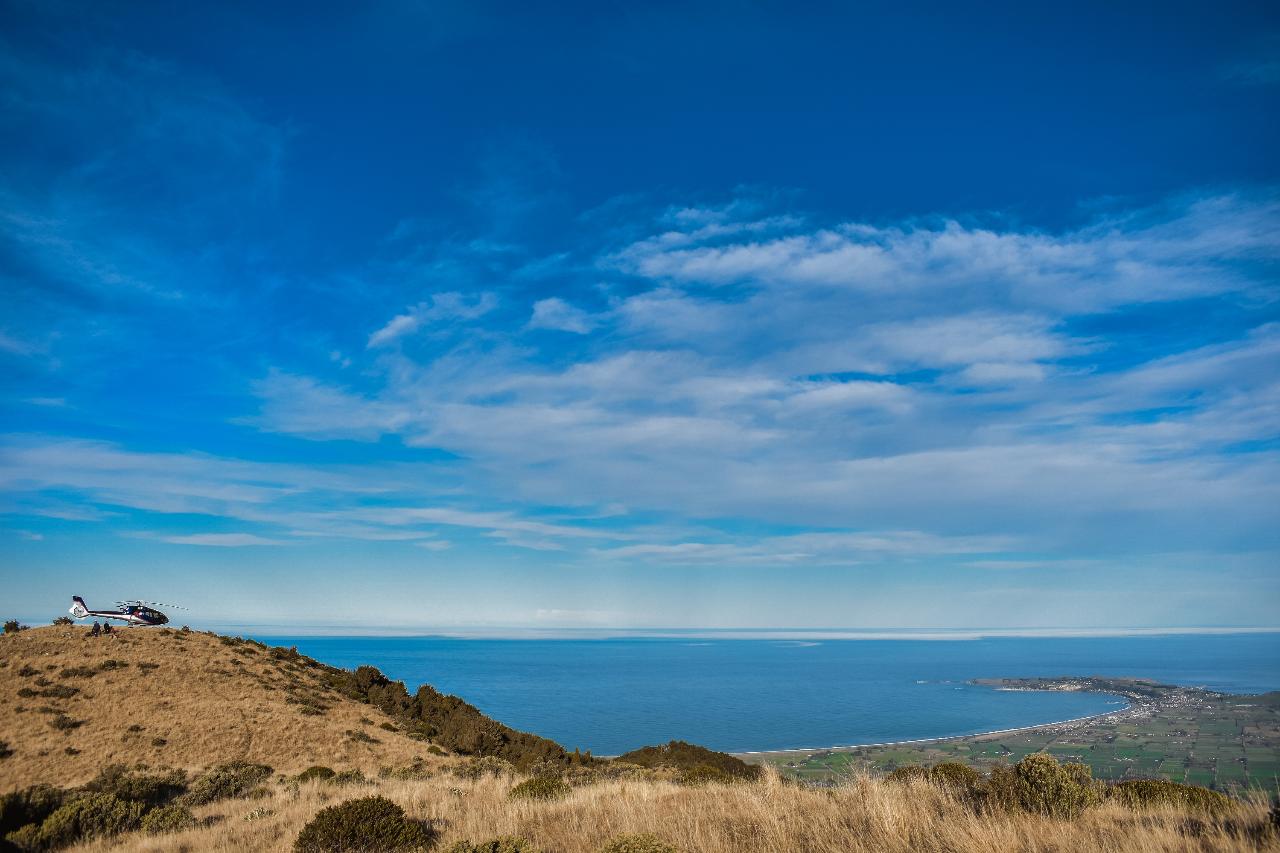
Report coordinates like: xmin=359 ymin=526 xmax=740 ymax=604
xmin=2 ymin=626 xmax=1276 ymax=852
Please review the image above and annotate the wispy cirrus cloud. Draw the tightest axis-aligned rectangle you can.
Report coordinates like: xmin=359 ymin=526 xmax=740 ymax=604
xmin=367 ymin=292 xmax=499 ymax=347
xmin=243 ymin=191 xmax=1280 ymax=564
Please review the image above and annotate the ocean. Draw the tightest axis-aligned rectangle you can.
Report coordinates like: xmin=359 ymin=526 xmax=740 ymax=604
xmin=248 ymin=632 xmax=1280 ymax=756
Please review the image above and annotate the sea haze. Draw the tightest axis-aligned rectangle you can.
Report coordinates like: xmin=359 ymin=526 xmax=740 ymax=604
xmin=251 ymin=633 xmax=1280 ymax=755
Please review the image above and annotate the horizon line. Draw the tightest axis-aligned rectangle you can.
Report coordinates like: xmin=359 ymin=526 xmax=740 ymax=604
xmin=178 ymin=624 xmax=1280 ymax=640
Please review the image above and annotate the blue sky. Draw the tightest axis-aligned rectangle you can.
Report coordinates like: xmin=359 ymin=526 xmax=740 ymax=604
xmin=1 ymin=0 xmax=1278 ymax=632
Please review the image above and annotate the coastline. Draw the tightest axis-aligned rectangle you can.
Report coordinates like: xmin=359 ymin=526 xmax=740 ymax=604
xmin=734 ymin=696 xmax=1132 ymax=760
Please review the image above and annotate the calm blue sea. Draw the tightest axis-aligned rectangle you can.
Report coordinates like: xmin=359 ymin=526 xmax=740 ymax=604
xmin=248 ymin=633 xmax=1280 ymax=756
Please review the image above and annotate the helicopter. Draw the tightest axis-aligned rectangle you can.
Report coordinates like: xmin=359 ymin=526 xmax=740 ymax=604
xmin=69 ymin=596 xmax=183 ymax=627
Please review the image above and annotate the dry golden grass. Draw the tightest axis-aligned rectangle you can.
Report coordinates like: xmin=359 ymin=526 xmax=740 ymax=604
xmin=0 ymin=626 xmax=439 ymax=788
xmin=65 ymin=769 xmax=1277 ymax=853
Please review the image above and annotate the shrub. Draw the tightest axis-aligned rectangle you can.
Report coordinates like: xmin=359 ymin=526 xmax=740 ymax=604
xmin=678 ymin=765 xmax=735 ymax=786
xmin=293 ymin=796 xmax=435 ymax=853
xmin=454 ymin=756 xmax=516 ymax=779
xmin=22 ymin=793 xmax=145 ymax=849
xmin=58 ymin=667 xmax=97 ymax=680
xmin=332 ymin=665 xmax=569 ymax=768
xmin=427 ymin=745 xmax=447 ymax=756
xmin=508 ymin=775 xmax=570 ymax=801
xmin=17 ymin=665 xmax=39 ymax=678
xmin=98 ymin=659 xmax=129 ymax=671
xmin=333 ymin=769 xmax=369 ymax=786
xmin=4 ymin=620 xmax=28 ymax=634
xmin=48 ymin=714 xmax=83 ymax=732
xmin=1 ymin=785 xmax=70 ymax=837
xmin=930 ymin=762 xmax=981 ymax=791
xmin=83 ymin=765 xmax=186 ymax=807
xmin=177 ymin=762 xmax=273 ymax=806
xmin=51 ymin=617 xmax=73 ymax=626
xmin=141 ymin=804 xmax=196 ymax=835
xmin=296 ymin=766 xmax=337 ymax=783
xmin=986 ymin=753 xmax=1101 ymax=819
xmin=1106 ymin=779 xmax=1233 ymax=816
xmin=885 ymin=765 xmax=931 ymax=784
xmin=0 ymin=740 xmax=11 ymax=759
xmin=346 ymin=728 xmax=380 ymax=744
xmin=615 ymin=741 xmax=759 ymax=781
xmin=18 ymin=686 xmax=78 ymax=700
xmin=600 ymin=834 xmax=680 ymax=853
xmin=446 ymin=838 xmax=539 ymax=853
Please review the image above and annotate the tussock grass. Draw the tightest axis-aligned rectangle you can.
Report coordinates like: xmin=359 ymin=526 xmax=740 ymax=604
xmin=61 ymin=767 xmax=1276 ymax=853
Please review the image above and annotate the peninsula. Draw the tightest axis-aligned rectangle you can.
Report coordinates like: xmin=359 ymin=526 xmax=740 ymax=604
xmin=745 ymin=676 xmax=1280 ymax=791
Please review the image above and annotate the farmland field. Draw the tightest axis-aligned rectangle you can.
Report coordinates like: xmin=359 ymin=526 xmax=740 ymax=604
xmin=743 ymin=677 xmax=1280 ymax=792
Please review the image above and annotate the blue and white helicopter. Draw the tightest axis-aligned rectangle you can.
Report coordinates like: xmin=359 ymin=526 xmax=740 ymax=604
xmin=69 ymin=595 xmax=183 ymax=627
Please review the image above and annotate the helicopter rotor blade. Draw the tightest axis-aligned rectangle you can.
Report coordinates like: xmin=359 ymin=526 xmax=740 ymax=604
xmin=115 ymin=599 xmax=189 ymax=611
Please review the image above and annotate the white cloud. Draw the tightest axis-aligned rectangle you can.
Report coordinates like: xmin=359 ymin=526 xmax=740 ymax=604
xmin=151 ymin=533 xmax=284 ymax=547
xmin=528 ymin=297 xmax=597 ymax=333
xmin=367 ymin=291 xmax=498 ymax=347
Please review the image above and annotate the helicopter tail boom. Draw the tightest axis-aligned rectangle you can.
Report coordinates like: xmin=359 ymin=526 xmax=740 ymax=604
xmin=69 ymin=596 xmax=89 ymax=619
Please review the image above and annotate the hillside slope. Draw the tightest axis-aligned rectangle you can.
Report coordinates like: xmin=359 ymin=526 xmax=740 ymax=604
xmin=0 ymin=626 xmax=437 ymax=788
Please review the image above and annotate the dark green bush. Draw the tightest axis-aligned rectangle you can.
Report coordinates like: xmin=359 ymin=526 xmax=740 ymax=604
xmin=677 ymin=765 xmax=734 ymax=786
xmin=20 ymin=793 xmax=145 ymax=850
xmin=345 ymin=729 xmax=380 ymax=744
xmin=0 ymin=740 xmax=12 ymax=760
xmin=25 ymin=686 xmax=78 ymax=700
xmin=986 ymin=753 xmax=1101 ymax=819
xmin=1 ymin=785 xmax=70 ymax=837
xmin=47 ymin=715 xmax=83 ymax=732
xmin=57 ymin=667 xmax=96 ymax=680
xmin=930 ymin=762 xmax=982 ymax=791
xmin=98 ymin=660 xmax=128 ymax=671
xmin=445 ymin=838 xmax=538 ymax=853
xmin=885 ymin=765 xmax=931 ymax=784
xmin=887 ymin=761 xmax=986 ymax=798
xmin=334 ymin=667 xmax=570 ymax=769
xmin=176 ymin=762 xmax=273 ymax=806
xmin=599 ymin=834 xmax=680 ymax=853
xmin=615 ymin=741 xmax=759 ymax=781
xmin=293 ymin=796 xmax=435 ymax=852
xmin=1106 ymin=779 xmax=1233 ymax=816
xmin=83 ymin=765 xmax=186 ymax=808
xmin=508 ymin=775 xmax=570 ymax=801
xmin=4 ymin=620 xmax=28 ymax=634
xmin=51 ymin=617 xmax=73 ymax=627
xmin=17 ymin=665 xmax=39 ymax=678
xmin=427 ymin=745 xmax=447 ymax=756
xmin=141 ymin=804 xmax=196 ymax=835
xmin=296 ymin=766 xmax=337 ymax=783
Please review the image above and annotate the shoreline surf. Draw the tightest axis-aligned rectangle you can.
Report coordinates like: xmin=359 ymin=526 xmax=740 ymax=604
xmin=732 ymin=699 xmax=1132 ymax=759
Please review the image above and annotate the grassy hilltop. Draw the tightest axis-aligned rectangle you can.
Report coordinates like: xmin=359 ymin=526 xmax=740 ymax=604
xmin=2 ymin=625 xmax=1278 ymax=853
